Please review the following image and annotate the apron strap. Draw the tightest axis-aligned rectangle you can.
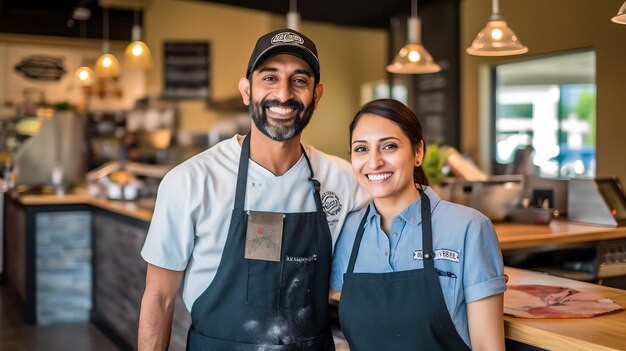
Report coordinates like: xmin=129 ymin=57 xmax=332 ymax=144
xmin=346 ymin=187 xmax=434 ymax=273
xmin=234 ymin=132 xmax=252 ymax=211
xmin=234 ymin=133 xmax=323 ymax=213
xmin=301 ymin=145 xmax=324 ymax=213
xmin=419 ymin=187 xmax=435 ymax=271
xmin=346 ymin=206 xmax=370 ymax=274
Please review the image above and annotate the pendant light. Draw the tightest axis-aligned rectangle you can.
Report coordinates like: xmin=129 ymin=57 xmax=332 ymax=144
xmin=74 ymin=10 xmax=95 ymax=85
xmin=386 ymin=0 xmax=441 ymax=74
xmin=466 ymin=0 xmax=528 ymax=56
xmin=124 ymin=8 xmax=153 ymax=68
xmin=287 ymin=0 xmax=300 ymax=31
xmin=95 ymin=6 xmax=121 ymax=77
xmin=612 ymin=1 xmax=626 ymax=24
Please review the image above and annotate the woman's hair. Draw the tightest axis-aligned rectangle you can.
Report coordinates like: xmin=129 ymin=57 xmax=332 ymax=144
xmin=349 ymin=98 xmax=429 ymax=186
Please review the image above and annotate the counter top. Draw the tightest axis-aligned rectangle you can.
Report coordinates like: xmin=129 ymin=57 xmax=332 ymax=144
xmin=495 ymin=221 xmax=626 ymax=251
xmin=14 ymin=193 xmax=153 ymax=222
xmin=504 ymin=266 xmax=626 ymax=351
xmin=12 ymin=193 xmax=626 ymax=249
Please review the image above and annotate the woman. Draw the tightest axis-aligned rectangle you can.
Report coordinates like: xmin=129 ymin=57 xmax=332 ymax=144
xmin=331 ymin=99 xmax=506 ymax=350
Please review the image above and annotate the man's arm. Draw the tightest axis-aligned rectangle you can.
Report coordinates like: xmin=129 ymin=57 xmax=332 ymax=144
xmin=138 ymin=263 xmax=185 ymax=351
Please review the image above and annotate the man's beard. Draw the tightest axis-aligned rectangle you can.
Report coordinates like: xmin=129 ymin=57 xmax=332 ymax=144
xmin=249 ymin=90 xmax=315 ymax=142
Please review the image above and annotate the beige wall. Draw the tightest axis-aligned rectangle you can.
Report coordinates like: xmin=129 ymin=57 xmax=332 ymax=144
xmin=461 ymin=0 xmax=626 ymax=181
xmin=299 ymin=24 xmax=387 ymax=159
xmin=144 ymin=0 xmax=271 ymax=134
xmin=145 ymin=0 xmax=387 ymax=158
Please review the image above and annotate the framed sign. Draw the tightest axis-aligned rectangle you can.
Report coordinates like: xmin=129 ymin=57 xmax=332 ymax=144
xmin=163 ymin=42 xmax=210 ymax=100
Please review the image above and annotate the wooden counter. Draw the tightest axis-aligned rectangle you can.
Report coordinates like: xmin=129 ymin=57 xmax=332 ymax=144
xmin=16 ymin=193 xmax=154 ymax=222
xmin=495 ymin=221 xmax=626 ymax=251
xmin=505 ymin=267 xmax=626 ymax=351
xmin=16 ymin=194 xmax=626 ymax=251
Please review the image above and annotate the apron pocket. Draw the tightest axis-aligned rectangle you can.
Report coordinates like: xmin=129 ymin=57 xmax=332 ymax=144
xmin=247 ymin=259 xmax=281 ymax=308
xmin=279 ymin=255 xmax=317 ymax=309
xmin=437 ymin=269 xmax=458 ymax=314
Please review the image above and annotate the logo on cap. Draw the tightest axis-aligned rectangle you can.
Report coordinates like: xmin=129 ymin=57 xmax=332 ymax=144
xmin=271 ymin=32 xmax=304 ymax=45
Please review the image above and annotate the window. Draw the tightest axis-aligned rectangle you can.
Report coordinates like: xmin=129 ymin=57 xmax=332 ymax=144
xmin=492 ymin=50 xmax=596 ymax=178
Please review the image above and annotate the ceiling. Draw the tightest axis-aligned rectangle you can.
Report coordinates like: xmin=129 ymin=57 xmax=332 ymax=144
xmin=0 ymin=0 xmax=442 ymax=41
xmin=0 ymin=0 xmax=135 ymax=40
xmin=199 ymin=0 xmax=438 ymax=29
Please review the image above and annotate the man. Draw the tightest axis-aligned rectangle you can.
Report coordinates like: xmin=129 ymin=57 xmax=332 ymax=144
xmin=138 ymin=29 xmax=368 ymax=350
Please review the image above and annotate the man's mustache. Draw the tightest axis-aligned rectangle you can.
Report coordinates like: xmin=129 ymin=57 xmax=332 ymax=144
xmin=261 ymin=99 xmax=304 ymax=110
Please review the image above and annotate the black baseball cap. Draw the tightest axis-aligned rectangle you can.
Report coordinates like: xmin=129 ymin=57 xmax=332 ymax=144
xmin=246 ymin=29 xmax=320 ymax=84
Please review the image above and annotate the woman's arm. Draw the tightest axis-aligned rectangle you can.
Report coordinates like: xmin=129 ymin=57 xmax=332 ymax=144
xmin=467 ymin=293 xmax=505 ymax=351
xmin=329 ymin=288 xmax=341 ymax=301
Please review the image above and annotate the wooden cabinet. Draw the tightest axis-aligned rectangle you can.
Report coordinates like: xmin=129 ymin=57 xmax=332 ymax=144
xmin=92 ymin=211 xmax=147 ymax=349
xmin=92 ymin=210 xmax=190 ymax=351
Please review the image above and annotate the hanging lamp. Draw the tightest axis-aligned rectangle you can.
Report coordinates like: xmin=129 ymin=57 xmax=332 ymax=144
xmin=466 ymin=0 xmax=528 ymax=56
xmin=124 ymin=8 xmax=153 ymax=68
xmin=95 ymin=6 xmax=121 ymax=77
xmin=74 ymin=9 xmax=95 ymax=85
xmin=612 ymin=1 xmax=626 ymax=24
xmin=76 ymin=65 xmax=95 ymax=84
xmin=287 ymin=0 xmax=300 ymax=31
xmin=386 ymin=0 xmax=440 ymax=74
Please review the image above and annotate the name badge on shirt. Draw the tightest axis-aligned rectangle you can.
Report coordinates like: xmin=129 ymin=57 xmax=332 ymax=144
xmin=245 ymin=211 xmax=284 ymax=262
xmin=413 ymin=249 xmax=460 ymax=263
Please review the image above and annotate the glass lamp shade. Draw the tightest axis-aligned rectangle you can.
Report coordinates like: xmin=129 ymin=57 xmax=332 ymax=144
xmin=387 ymin=43 xmax=441 ymax=74
xmin=466 ymin=20 xmax=528 ymax=56
xmin=94 ymin=53 xmax=121 ymax=78
xmin=124 ymin=40 xmax=154 ymax=68
xmin=75 ymin=66 xmax=95 ymax=85
xmin=612 ymin=1 xmax=626 ymax=24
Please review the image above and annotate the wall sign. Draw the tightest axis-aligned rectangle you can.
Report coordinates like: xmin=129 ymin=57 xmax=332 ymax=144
xmin=14 ymin=55 xmax=67 ymax=81
xmin=163 ymin=42 xmax=210 ymax=100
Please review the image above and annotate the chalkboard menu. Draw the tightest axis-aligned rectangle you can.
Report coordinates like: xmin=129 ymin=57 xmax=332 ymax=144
xmin=163 ymin=42 xmax=210 ymax=100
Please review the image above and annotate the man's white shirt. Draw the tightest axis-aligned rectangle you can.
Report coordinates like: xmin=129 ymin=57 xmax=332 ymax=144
xmin=141 ymin=135 xmax=368 ymax=311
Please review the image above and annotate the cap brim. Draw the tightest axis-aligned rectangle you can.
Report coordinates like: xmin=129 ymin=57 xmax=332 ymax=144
xmin=248 ymin=44 xmax=320 ymax=82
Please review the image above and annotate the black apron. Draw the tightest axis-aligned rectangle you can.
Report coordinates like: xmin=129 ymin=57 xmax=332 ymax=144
xmin=186 ymin=134 xmax=335 ymax=351
xmin=338 ymin=189 xmax=471 ymax=351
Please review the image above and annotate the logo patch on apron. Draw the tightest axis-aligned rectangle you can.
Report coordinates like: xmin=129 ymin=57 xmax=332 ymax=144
xmin=413 ymin=249 xmax=460 ymax=263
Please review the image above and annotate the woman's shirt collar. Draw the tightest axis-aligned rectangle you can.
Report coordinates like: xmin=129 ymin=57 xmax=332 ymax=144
xmin=365 ymin=185 xmax=443 ymax=226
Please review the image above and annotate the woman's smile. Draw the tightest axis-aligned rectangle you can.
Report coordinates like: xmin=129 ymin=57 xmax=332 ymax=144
xmin=366 ymin=172 xmax=393 ymax=182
